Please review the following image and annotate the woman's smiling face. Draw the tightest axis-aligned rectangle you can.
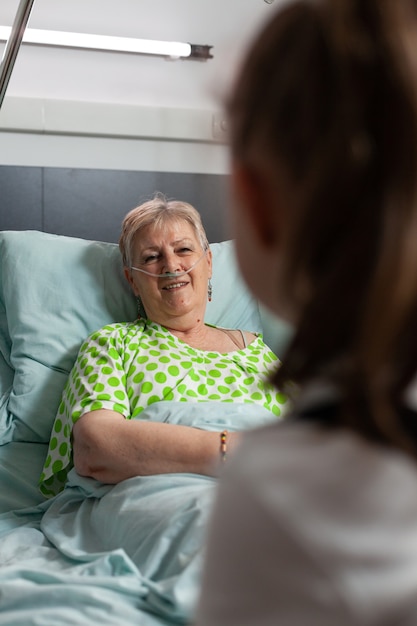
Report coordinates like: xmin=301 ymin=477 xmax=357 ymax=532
xmin=126 ymin=218 xmax=212 ymax=331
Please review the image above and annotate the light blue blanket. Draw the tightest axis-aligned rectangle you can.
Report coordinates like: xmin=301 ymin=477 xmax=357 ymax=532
xmin=0 ymin=401 xmax=276 ymax=625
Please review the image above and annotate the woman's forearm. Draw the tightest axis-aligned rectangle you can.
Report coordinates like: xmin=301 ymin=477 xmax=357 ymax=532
xmin=72 ymin=409 xmax=239 ymax=483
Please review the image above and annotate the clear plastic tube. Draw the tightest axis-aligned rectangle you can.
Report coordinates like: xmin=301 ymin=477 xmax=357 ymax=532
xmin=130 ymin=249 xmax=207 ymax=278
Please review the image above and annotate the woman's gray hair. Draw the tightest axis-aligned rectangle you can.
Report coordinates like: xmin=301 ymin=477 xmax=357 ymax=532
xmin=119 ymin=193 xmax=210 ymax=268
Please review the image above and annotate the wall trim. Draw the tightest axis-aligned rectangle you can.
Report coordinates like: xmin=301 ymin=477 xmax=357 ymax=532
xmin=0 ymin=96 xmax=228 ymax=143
xmin=0 ymin=97 xmax=230 ymax=174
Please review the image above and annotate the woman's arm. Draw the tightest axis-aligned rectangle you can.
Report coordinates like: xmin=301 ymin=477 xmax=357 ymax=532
xmin=73 ymin=409 xmax=240 ymax=483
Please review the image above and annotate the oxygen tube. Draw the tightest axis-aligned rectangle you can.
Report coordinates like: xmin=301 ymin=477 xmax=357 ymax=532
xmin=130 ymin=249 xmax=207 ymax=278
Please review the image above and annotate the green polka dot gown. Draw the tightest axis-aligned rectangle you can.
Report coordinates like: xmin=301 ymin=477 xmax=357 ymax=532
xmin=40 ymin=320 xmax=287 ymax=496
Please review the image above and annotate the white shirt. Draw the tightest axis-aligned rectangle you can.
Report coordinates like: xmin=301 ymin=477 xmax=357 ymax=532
xmin=197 ymin=406 xmax=417 ymax=625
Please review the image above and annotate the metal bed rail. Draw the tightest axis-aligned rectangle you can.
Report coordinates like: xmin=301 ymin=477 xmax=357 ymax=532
xmin=0 ymin=0 xmax=35 ymax=109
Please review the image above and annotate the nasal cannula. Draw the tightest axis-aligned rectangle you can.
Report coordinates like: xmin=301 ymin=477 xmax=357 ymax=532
xmin=130 ymin=249 xmax=207 ymax=278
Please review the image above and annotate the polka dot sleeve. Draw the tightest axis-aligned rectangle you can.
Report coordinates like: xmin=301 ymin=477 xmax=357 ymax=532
xmin=39 ymin=324 xmax=131 ymax=496
xmin=65 ymin=326 xmax=130 ymax=420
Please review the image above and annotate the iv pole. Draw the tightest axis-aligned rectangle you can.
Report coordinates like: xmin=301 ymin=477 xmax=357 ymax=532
xmin=0 ymin=0 xmax=35 ymax=109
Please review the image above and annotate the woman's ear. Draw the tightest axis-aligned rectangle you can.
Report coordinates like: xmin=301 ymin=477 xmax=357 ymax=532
xmin=231 ymin=162 xmax=279 ymax=248
xmin=124 ymin=267 xmax=140 ymax=297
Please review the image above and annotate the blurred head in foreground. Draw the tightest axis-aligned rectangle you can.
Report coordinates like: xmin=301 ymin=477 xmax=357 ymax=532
xmin=227 ymin=0 xmax=417 ymax=453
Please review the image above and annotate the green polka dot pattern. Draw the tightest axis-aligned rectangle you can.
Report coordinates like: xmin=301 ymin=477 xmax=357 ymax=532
xmin=39 ymin=319 xmax=286 ymax=496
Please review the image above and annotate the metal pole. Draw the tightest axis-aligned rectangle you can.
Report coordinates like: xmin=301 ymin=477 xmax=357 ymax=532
xmin=0 ymin=0 xmax=36 ymax=109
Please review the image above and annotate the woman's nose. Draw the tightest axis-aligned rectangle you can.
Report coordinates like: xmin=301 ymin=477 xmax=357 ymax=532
xmin=162 ymin=252 xmax=181 ymax=274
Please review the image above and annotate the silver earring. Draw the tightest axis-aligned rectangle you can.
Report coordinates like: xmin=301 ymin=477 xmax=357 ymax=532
xmin=208 ymin=279 xmax=213 ymax=302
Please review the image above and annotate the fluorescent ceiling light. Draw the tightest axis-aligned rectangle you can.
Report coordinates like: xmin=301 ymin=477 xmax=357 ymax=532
xmin=0 ymin=26 xmax=193 ymax=58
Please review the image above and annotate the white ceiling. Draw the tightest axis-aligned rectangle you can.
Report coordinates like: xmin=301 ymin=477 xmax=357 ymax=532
xmin=0 ymin=0 xmax=283 ymax=110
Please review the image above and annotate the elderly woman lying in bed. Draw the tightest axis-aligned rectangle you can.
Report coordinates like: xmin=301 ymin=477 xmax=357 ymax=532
xmin=40 ymin=195 xmax=286 ymax=497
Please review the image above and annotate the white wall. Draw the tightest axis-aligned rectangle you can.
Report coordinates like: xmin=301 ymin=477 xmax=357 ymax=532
xmin=0 ymin=97 xmax=229 ymax=173
xmin=0 ymin=0 xmax=282 ymax=173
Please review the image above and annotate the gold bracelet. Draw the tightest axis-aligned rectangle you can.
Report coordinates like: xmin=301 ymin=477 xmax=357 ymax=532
xmin=220 ymin=430 xmax=228 ymax=463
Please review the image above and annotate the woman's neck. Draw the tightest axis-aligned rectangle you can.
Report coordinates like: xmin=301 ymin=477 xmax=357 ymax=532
xmin=168 ymin=321 xmax=211 ymax=349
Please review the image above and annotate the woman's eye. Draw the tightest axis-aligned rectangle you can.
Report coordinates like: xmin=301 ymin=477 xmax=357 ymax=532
xmin=144 ymin=255 xmax=159 ymax=264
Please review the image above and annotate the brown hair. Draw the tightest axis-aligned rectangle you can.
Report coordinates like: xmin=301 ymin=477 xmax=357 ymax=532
xmin=119 ymin=193 xmax=210 ymax=268
xmin=227 ymin=0 xmax=417 ymax=454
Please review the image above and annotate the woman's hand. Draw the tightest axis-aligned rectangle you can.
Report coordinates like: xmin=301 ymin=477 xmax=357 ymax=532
xmin=72 ymin=409 xmax=242 ymax=484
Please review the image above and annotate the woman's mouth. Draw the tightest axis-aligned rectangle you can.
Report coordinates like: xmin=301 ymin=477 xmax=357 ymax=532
xmin=163 ymin=282 xmax=188 ymax=291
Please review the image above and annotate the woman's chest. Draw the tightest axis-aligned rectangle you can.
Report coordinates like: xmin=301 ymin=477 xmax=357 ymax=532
xmin=121 ymin=336 xmax=272 ymax=409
